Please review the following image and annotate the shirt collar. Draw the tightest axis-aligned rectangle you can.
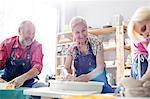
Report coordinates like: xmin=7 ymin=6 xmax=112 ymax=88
xmin=77 ymin=38 xmax=90 ymax=55
xmin=12 ymin=36 xmax=20 ymax=48
xmin=13 ymin=36 xmax=35 ymax=49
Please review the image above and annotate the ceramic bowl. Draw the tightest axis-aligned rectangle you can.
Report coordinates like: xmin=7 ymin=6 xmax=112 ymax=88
xmin=48 ymin=80 xmax=104 ymax=93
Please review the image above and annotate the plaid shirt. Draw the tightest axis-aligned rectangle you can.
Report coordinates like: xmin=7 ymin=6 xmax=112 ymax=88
xmin=67 ymin=35 xmax=103 ymax=59
xmin=0 ymin=36 xmax=43 ymax=73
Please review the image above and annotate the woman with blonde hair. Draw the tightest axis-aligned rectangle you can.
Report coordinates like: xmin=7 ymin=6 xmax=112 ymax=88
xmin=64 ymin=16 xmax=114 ymax=93
xmin=128 ymin=6 xmax=150 ymax=81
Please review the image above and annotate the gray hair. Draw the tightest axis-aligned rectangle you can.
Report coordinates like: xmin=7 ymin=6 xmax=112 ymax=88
xmin=18 ymin=20 xmax=35 ymax=32
xmin=70 ymin=16 xmax=87 ymax=30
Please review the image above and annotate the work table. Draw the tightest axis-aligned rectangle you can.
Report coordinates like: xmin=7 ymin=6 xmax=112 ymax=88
xmin=24 ymin=87 xmax=99 ymax=99
xmin=23 ymin=87 xmax=150 ymax=99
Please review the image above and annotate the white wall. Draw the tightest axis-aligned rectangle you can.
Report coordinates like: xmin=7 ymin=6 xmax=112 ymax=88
xmin=62 ymin=0 xmax=150 ymax=28
xmin=59 ymin=1 xmax=77 ymax=31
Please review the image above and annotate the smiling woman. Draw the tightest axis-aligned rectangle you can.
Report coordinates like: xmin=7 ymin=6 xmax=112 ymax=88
xmin=0 ymin=0 xmax=58 ymax=82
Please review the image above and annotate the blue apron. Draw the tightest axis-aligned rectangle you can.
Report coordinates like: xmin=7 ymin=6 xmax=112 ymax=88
xmin=74 ymin=42 xmax=114 ymax=93
xmin=1 ymin=47 xmax=38 ymax=87
xmin=131 ymin=54 xmax=148 ymax=80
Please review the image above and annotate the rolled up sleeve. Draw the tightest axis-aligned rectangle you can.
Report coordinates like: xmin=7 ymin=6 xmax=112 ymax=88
xmin=31 ymin=44 xmax=43 ymax=73
xmin=0 ymin=41 xmax=8 ymax=68
xmin=88 ymin=36 xmax=104 ymax=55
xmin=66 ymin=46 xmax=74 ymax=56
xmin=96 ymin=39 xmax=104 ymax=52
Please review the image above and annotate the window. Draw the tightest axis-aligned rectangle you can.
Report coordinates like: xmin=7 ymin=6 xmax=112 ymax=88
xmin=0 ymin=0 xmax=58 ymax=82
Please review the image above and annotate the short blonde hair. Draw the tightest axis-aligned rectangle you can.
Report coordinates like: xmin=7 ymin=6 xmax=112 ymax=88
xmin=128 ymin=6 xmax=150 ymax=42
xmin=70 ymin=16 xmax=87 ymax=30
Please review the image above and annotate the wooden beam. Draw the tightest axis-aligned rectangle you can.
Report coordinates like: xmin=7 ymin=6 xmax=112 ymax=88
xmin=57 ymin=27 xmax=116 ymax=36
xmin=116 ymin=26 xmax=125 ymax=85
xmin=88 ymin=27 xmax=116 ymax=36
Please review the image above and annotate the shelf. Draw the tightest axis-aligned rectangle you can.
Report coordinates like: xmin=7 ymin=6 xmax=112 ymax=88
xmin=106 ymin=65 xmax=116 ymax=68
xmin=57 ymin=43 xmax=117 ymax=51
xmin=56 ymin=67 xmax=62 ymax=69
xmin=57 ymin=31 xmax=72 ymax=36
xmin=56 ymin=65 xmax=116 ymax=70
xmin=58 ymin=40 xmax=73 ymax=44
xmin=105 ymin=60 xmax=116 ymax=68
xmin=56 ymin=67 xmax=65 ymax=70
xmin=125 ymin=64 xmax=131 ymax=69
xmin=55 ymin=76 xmax=63 ymax=80
xmin=58 ymin=64 xmax=65 ymax=67
xmin=56 ymin=46 xmax=117 ymax=56
xmin=57 ymin=27 xmax=116 ymax=36
xmin=57 ymin=42 xmax=73 ymax=46
xmin=56 ymin=65 xmax=116 ymax=69
xmin=56 ymin=55 xmax=67 ymax=58
xmin=104 ymin=46 xmax=116 ymax=51
xmin=124 ymin=44 xmax=131 ymax=50
xmin=56 ymin=65 xmax=65 ymax=69
xmin=88 ymin=27 xmax=116 ymax=36
xmin=57 ymin=44 xmax=129 ymax=51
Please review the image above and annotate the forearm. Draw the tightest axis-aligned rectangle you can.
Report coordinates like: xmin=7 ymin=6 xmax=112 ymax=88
xmin=0 ymin=51 xmax=7 ymax=68
xmin=0 ymin=61 xmax=6 ymax=70
xmin=19 ymin=67 xmax=39 ymax=82
xmin=0 ymin=61 xmax=3 ymax=69
xmin=65 ymin=67 xmax=72 ymax=74
xmin=86 ymin=65 xmax=104 ymax=80
xmin=83 ymin=48 xmax=105 ymax=81
xmin=0 ymin=43 xmax=8 ymax=68
xmin=65 ymin=55 xmax=73 ymax=74
xmin=74 ymin=67 xmax=104 ymax=82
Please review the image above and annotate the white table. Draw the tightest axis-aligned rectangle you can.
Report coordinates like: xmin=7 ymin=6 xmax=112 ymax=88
xmin=24 ymin=87 xmax=99 ymax=99
xmin=24 ymin=87 xmax=150 ymax=99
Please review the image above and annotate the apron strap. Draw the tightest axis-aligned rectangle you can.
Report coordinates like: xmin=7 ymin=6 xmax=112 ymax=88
xmin=10 ymin=46 xmax=31 ymax=60
xmin=137 ymin=54 xmax=148 ymax=79
xmin=137 ymin=54 xmax=141 ymax=79
xmin=10 ymin=48 xmax=16 ymax=60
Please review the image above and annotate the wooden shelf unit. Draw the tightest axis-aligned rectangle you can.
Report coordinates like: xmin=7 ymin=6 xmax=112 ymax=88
xmin=57 ymin=27 xmax=116 ymax=36
xmin=56 ymin=26 xmax=129 ymax=85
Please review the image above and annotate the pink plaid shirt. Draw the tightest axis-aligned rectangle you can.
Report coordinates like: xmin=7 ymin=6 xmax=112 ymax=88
xmin=0 ymin=36 xmax=43 ymax=73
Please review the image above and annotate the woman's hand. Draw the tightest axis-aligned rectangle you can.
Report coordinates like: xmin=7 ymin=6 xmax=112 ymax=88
xmin=74 ymin=74 xmax=90 ymax=82
xmin=65 ymin=74 xmax=75 ymax=81
xmin=65 ymin=74 xmax=90 ymax=82
xmin=141 ymin=75 xmax=150 ymax=81
xmin=9 ymin=76 xmax=26 ymax=88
